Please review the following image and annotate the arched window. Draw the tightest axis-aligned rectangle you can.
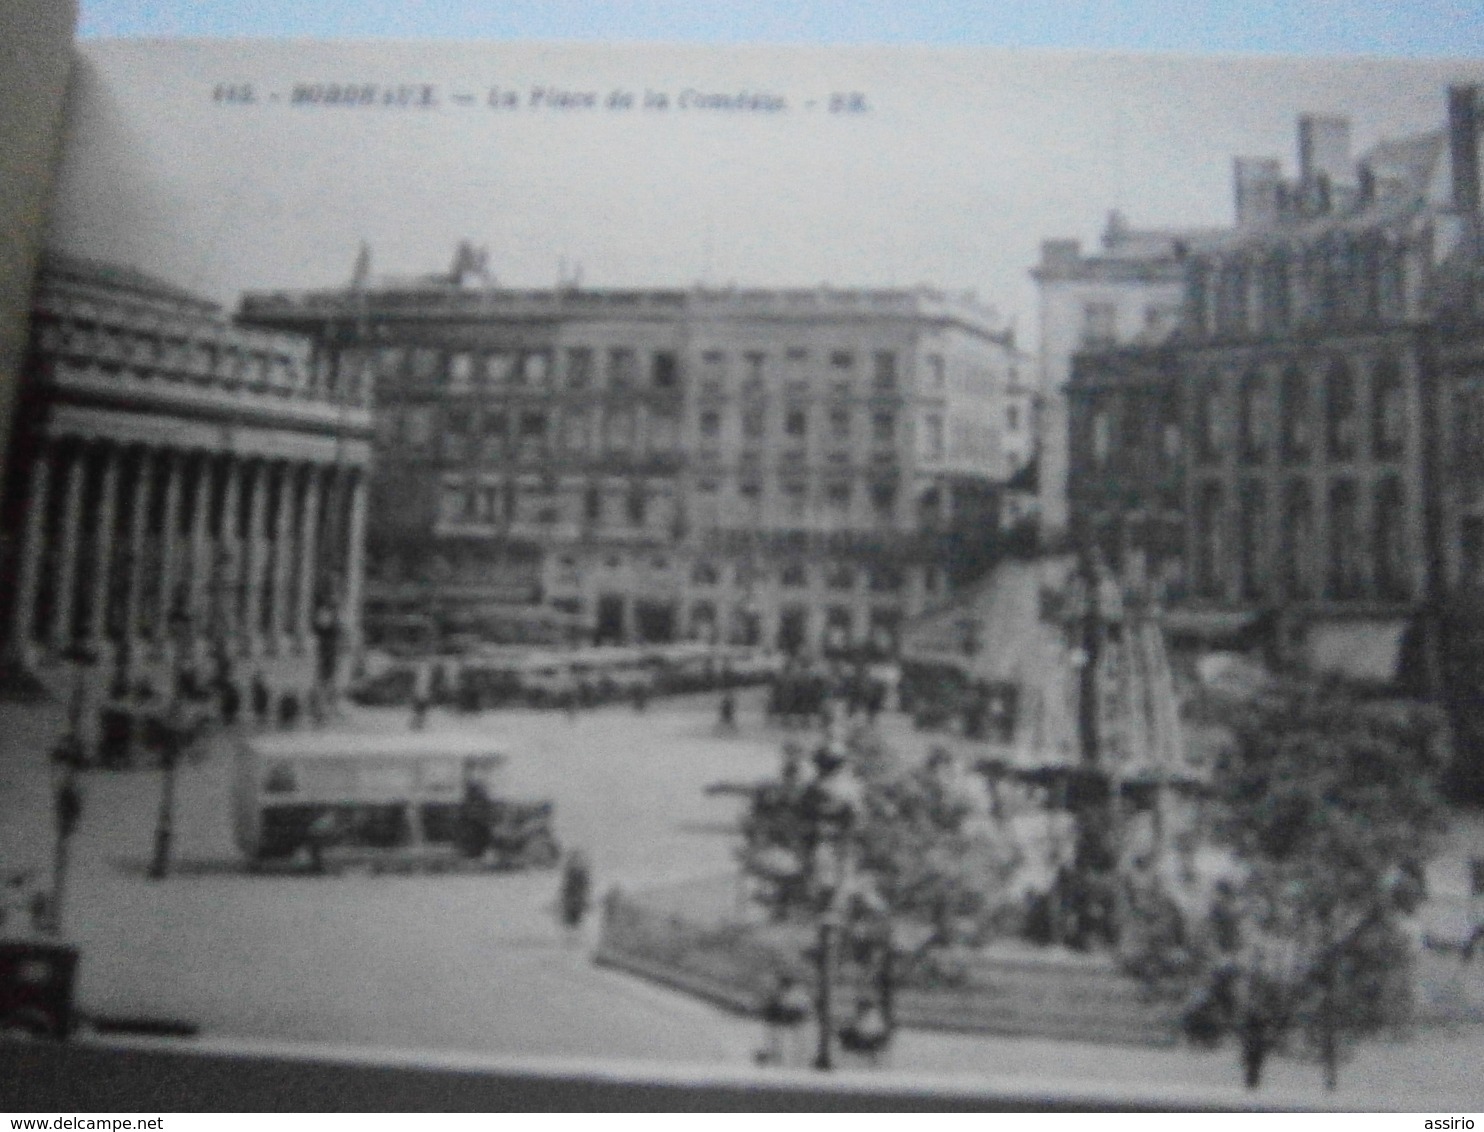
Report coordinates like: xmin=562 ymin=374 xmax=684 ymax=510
xmin=1280 ymin=367 xmax=1311 ymax=462
xmin=1324 ymin=359 xmax=1358 ymax=460
xmin=1238 ymin=482 xmax=1268 ymax=600
xmin=1374 ymin=478 xmax=1409 ymax=599
xmin=1370 ymin=356 xmax=1406 ymax=459
xmin=1194 ymin=481 xmax=1226 ymax=598
xmin=1327 ymin=479 xmax=1363 ymax=599
xmin=1281 ymin=480 xmax=1315 ymax=598
xmin=1239 ymin=370 xmax=1270 ymax=463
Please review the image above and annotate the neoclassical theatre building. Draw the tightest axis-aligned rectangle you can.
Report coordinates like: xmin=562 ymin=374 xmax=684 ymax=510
xmin=240 ymin=255 xmax=1033 ymax=658
xmin=1 ymin=254 xmax=373 ymax=714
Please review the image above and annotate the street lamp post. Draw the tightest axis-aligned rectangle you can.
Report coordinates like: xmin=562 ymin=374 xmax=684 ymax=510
xmin=802 ymin=745 xmax=862 ymax=1072
xmin=148 ymin=609 xmax=193 ymax=881
xmin=46 ymin=644 xmax=97 ymax=936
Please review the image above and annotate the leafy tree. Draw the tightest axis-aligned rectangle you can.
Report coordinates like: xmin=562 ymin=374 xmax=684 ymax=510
xmin=1122 ymin=680 xmax=1448 ymax=1090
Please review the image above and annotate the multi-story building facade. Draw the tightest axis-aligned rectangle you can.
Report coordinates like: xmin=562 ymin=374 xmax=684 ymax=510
xmin=1066 ymin=86 xmax=1484 ymax=669
xmin=1032 ymin=211 xmax=1221 ymax=541
xmin=0 ymin=254 xmax=373 ymax=714
xmin=240 ymin=266 xmax=1030 ymax=657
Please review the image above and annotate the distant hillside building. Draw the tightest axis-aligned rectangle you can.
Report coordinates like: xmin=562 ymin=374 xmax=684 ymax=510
xmin=1 ymin=254 xmax=372 ymax=714
xmin=240 ymin=267 xmax=1033 ymax=657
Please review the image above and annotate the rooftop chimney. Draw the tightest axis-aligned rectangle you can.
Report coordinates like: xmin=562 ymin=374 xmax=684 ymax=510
xmin=1298 ymin=114 xmax=1353 ymax=188
xmin=1234 ymin=157 xmax=1283 ymax=229
xmin=1449 ymin=84 xmax=1482 ymax=214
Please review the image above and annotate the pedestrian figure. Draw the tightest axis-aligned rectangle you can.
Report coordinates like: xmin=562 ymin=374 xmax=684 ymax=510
xmin=631 ymin=683 xmax=649 ymax=713
xmin=756 ymin=972 xmax=811 ymax=1066
xmin=839 ymin=995 xmax=891 ymax=1067
xmin=251 ymin=672 xmax=271 ymax=727
xmin=559 ymin=850 xmax=592 ymax=935
xmin=410 ymin=660 xmax=432 ymax=730
xmin=718 ymin=690 xmax=737 ymax=732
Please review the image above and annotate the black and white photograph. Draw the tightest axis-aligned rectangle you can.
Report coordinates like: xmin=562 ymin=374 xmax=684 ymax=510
xmin=4 ymin=32 xmax=1484 ymax=1111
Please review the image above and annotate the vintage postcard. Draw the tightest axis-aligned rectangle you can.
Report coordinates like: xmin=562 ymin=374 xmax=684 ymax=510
xmin=3 ymin=39 xmax=1484 ymax=1109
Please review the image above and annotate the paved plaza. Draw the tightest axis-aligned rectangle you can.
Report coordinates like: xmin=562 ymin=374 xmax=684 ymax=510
xmin=2 ymin=686 xmax=1483 ymax=1108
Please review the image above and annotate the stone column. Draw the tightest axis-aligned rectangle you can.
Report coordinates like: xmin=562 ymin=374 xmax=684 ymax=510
xmin=243 ymin=459 xmax=269 ymax=656
xmin=216 ymin=456 xmax=242 ymax=645
xmin=124 ymin=448 xmax=155 ymax=668
xmin=296 ymin=464 xmax=322 ymax=650
xmin=186 ymin=456 xmax=212 ymax=643
xmin=87 ymin=444 xmax=120 ymax=650
xmin=51 ymin=446 xmax=86 ymax=650
xmin=272 ymin=461 xmax=296 ymax=653
xmin=155 ymin=450 xmax=183 ymax=632
xmin=11 ymin=446 xmax=52 ymax=665
xmin=339 ymin=469 xmax=369 ymax=672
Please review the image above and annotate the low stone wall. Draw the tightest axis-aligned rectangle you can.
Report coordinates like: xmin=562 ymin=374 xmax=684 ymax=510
xmin=595 ymin=886 xmax=1177 ymax=1047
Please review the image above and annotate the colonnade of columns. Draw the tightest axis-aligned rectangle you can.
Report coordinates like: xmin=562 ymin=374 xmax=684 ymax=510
xmin=9 ymin=438 xmax=367 ymax=694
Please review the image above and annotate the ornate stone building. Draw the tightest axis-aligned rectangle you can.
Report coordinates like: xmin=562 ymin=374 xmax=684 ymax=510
xmin=1 ymin=254 xmax=373 ymax=712
xmin=1066 ymin=85 xmax=1484 ymax=670
xmin=240 ymin=264 xmax=1031 ymax=658
xmin=1032 ymin=211 xmax=1222 ymax=541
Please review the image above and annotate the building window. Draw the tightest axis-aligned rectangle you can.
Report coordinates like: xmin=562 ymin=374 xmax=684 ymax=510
xmin=626 ymin=486 xmax=647 ymax=527
xmin=831 ymin=351 xmax=854 ymax=371
xmin=1194 ymin=481 xmax=1225 ymax=598
xmin=652 ymin=352 xmax=679 ymax=389
xmin=921 ymin=414 xmax=944 ymax=460
xmin=828 ymin=408 xmax=851 ymax=442
xmin=448 ymin=352 xmax=475 ymax=391
xmin=605 ymin=409 xmax=635 ymax=453
xmin=608 ymin=348 xmax=638 ymax=390
xmin=1374 ymin=478 xmax=1409 ymax=599
xmin=519 ymin=411 xmax=548 ymax=440
xmin=1371 ymin=357 xmax=1406 ymax=459
xmin=870 ymin=482 xmax=897 ymax=524
xmin=692 ymin=561 xmax=719 ymax=587
xmin=781 ymin=481 xmax=807 ymax=522
xmin=1195 ymin=378 xmax=1226 ymax=465
xmin=780 ymin=561 xmax=807 ymax=588
xmin=1279 ymin=367 xmax=1312 ymax=462
xmin=1238 ymin=482 xmax=1268 ymax=600
xmin=565 ymin=348 xmax=593 ymax=389
xmin=410 ymin=348 xmax=440 ymax=380
xmin=699 ymin=409 xmax=722 ymax=440
xmin=872 ymin=351 xmax=897 ymax=390
xmin=742 ymin=406 xmax=766 ymax=440
xmin=784 ymin=408 xmax=808 ymax=438
xmin=483 ymin=351 xmax=517 ymax=386
xmin=1259 ymin=256 xmax=1292 ymax=330
xmin=1378 ymin=245 xmax=1405 ymax=321
xmin=1239 ymin=370 xmax=1269 ymax=464
xmin=744 ymin=352 xmax=766 ymax=387
xmin=872 ymin=412 xmax=896 ymax=445
xmin=1280 ymin=481 xmax=1315 ymax=598
xmin=1327 ymin=479 xmax=1363 ymax=599
xmin=561 ymin=409 xmax=589 ymax=453
xmin=405 ymin=406 xmax=434 ymax=448
xmin=1324 ymin=360 xmax=1359 ymax=461
xmin=1091 ymin=406 xmax=1113 ymax=469
xmin=824 ymin=481 xmax=851 ymax=518
xmin=926 ymin=353 xmax=946 ymax=390
xmin=1186 ymin=263 xmax=1211 ymax=334
xmin=1081 ymin=302 xmax=1118 ymax=348
xmin=739 ymin=480 xmax=763 ymax=522
xmin=868 ymin=564 xmax=903 ymax=593
xmin=824 ymin=563 xmax=855 ymax=591
xmin=1214 ymin=263 xmax=1249 ymax=333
